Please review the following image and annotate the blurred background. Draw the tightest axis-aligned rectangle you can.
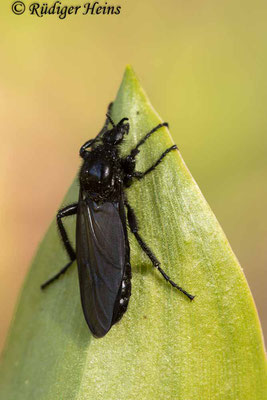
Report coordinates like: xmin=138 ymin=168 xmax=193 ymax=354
xmin=0 ymin=0 xmax=266 ymax=351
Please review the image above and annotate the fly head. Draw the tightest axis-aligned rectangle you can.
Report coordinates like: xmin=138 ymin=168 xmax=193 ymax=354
xmin=102 ymin=117 xmax=129 ymax=146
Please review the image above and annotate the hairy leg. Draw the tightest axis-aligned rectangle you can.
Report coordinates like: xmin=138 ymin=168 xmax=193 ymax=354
xmin=124 ymin=200 xmax=194 ymax=300
xmin=41 ymin=203 xmax=78 ymax=289
xmin=133 ymin=145 xmax=177 ymax=180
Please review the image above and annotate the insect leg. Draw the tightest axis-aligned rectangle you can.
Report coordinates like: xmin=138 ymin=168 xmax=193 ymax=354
xmin=129 ymin=122 xmax=169 ymax=158
xmin=125 ymin=200 xmax=194 ymax=300
xmin=133 ymin=145 xmax=177 ymax=180
xmin=57 ymin=203 xmax=77 ymax=260
xmin=41 ymin=203 xmax=78 ymax=289
xmin=122 ymin=124 xmax=173 ymax=186
xmin=80 ymin=103 xmax=113 ymax=157
xmin=41 ymin=261 xmax=73 ymax=289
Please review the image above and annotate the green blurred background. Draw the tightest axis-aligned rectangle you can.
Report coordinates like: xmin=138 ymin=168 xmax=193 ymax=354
xmin=0 ymin=0 xmax=266 ymax=352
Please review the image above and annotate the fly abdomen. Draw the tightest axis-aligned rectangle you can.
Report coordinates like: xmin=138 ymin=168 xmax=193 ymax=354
xmin=112 ymin=262 xmax=132 ymax=325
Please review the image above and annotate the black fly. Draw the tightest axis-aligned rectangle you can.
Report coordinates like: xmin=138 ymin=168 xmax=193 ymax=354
xmin=41 ymin=104 xmax=194 ymax=338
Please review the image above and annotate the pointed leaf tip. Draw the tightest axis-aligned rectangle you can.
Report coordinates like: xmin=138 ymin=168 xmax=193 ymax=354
xmin=1 ymin=68 xmax=266 ymax=400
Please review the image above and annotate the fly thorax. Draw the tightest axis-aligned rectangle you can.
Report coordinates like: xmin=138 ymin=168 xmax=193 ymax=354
xmin=79 ymin=158 xmax=119 ymax=200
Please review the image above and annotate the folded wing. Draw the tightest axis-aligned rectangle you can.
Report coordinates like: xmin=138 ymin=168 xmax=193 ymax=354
xmin=76 ymin=194 xmax=126 ymax=337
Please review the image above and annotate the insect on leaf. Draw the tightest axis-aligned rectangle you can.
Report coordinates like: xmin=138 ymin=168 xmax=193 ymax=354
xmin=0 ymin=66 xmax=266 ymax=400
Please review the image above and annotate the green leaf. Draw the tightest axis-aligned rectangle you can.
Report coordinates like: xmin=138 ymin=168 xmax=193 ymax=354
xmin=0 ymin=66 xmax=266 ymax=400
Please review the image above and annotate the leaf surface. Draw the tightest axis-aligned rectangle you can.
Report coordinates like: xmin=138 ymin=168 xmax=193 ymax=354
xmin=0 ymin=66 xmax=266 ymax=400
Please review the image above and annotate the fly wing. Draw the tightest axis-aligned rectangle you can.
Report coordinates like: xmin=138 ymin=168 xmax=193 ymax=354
xmin=76 ymin=194 xmax=126 ymax=338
